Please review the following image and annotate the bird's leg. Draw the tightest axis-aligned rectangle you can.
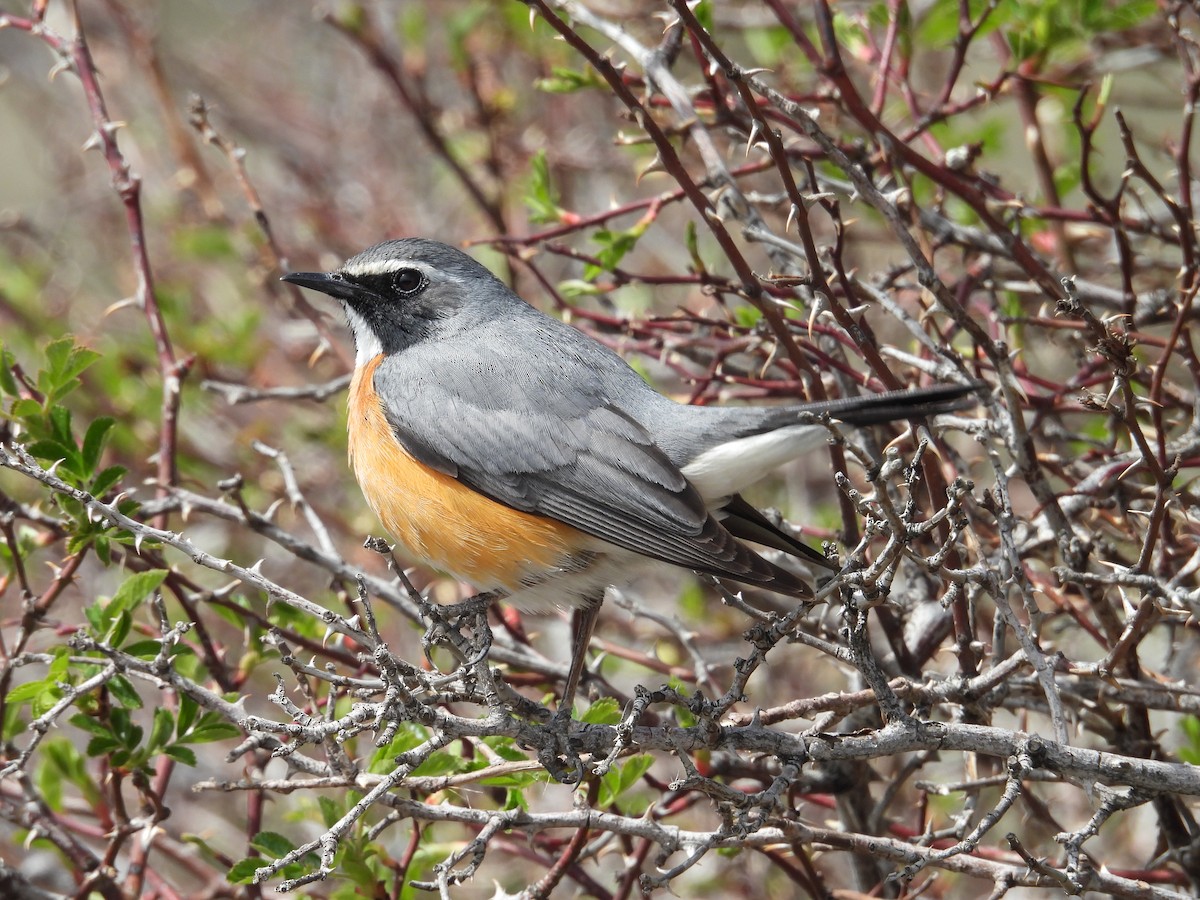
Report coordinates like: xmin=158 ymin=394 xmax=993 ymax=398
xmin=560 ymin=596 xmax=603 ymax=717
xmin=538 ymin=596 xmax=603 ymax=785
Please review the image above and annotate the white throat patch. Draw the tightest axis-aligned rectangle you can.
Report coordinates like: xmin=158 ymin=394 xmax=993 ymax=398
xmin=342 ymin=305 xmax=384 ymax=369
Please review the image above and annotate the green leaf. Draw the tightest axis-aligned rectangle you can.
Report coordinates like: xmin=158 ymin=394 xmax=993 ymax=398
xmin=30 ymin=683 xmax=64 ymax=718
xmin=10 ymin=398 xmax=43 ymax=420
xmin=81 ymin=417 xmax=115 ymax=473
xmin=584 ymin=224 xmax=646 ymax=280
xmin=164 ymin=744 xmax=197 ymax=766
xmin=109 ymin=569 xmax=169 ymax=619
xmin=410 ymin=748 xmax=472 ymax=778
xmin=482 ymin=735 xmax=529 ymax=762
xmin=86 ymin=735 xmax=122 ymax=757
xmin=580 ymin=696 xmax=622 ymax=725
xmin=181 ymin=721 xmax=242 ymax=744
xmin=107 ymin=675 xmax=143 ymax=710
xmin=227 ymin=858 xmax=271 ymax=884
xmin=318 ymin=796 xmax=343 ymax=828
xmin=615 ymin=753 xmax=653 ymax=795
xmin=107 ymin=610 xmax=132 ymax=648
xmin=89 ymin=465 xmax=127 ymax=498
xmin=535 ymin=66 xmax=601 ymax=94
xmin=251 ymin=831 xmax=297 ymax=858
xmin=1181 ymin=715 xmax=1200 ymax=765
xmin=25 ymin=440 xmax=76 ymax=468
xmin=338 ymin=854 xmax=381 ymax=889
xmin=369 ymin=722 xmax=430 ymax=772
xmin=148 ymin=707 xmax=174 ymax=751
xmin=47 ymin=337 xmax=99 ymax=382
xmin=46 ymin=646 xmax=69 ymax=682
xmin=84 ymin=601 xmax=109 ymax=636
xmin=40 ymin=737 xmax=99 ymax=808
xmin=40 ymin=340 xmax=99 ymax=405
xmin=36 ymin=752 xmax=65 ymax=811
xmin=68 ymin=714 xmax=113 ymax=738
xmin=122 ymin=724 xmax=145 ymax=750
xmin=48 ymin=403 xmax=73 ymax=445
xmin=598 ymin=753 xmax=653 ymax=807
xmin=6 ymin=679 xmax=49 ymax=706
xmin=176 ymin=693 xmax=199 ymax=738
xmin=524 ymin=149 xmax=562 ymax=225
xmin=0 ymin=344 xmax=18 ymax=395
xmin=3 ymin=704 xmax=24 ymax=741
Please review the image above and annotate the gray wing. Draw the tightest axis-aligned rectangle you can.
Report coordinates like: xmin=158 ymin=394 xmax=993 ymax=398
xmin=372 ymin=351 xmax=808 ymax=594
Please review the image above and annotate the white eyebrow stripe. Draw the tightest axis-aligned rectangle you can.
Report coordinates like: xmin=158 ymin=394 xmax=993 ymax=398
xmin=340 ymin=258 xmax=464 ymax=283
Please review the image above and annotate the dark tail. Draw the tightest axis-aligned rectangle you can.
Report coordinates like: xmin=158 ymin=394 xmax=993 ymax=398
xmin=799 ymin=381 xmax=984 ymax=427
xmin=714 ymin=380 xmax=984 ymax=585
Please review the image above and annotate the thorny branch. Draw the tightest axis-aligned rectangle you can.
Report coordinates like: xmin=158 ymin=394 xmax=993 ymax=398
xmin=2 ymin=2 xmax=1199 ymax=897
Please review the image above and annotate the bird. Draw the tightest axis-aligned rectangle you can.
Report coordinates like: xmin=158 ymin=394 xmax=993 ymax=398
xmin=283 ymin=238 xmax=978 ymax=713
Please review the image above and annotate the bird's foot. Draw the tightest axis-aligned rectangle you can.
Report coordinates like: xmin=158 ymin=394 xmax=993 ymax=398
xmin=538 ymin=706 xmax=584 ymax=785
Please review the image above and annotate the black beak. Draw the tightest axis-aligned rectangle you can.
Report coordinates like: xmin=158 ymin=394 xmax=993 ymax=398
xmin=281 ymin=271 xmax=373 ymax=303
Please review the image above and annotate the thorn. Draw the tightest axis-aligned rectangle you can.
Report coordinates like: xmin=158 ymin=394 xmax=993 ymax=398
xmin=307 ymin=340 xmax=330 ymax=368
xmin=786 ymin=203 xmax=799 ymax=234
xmin=81 ymin=131 xmax=104 ymax=153
xmin=882 ymin=187 xmax=911 ymax=209
xmin=636 ymin=154 xmax=665 ymax=184
xmin=104 ymin=297 xmax=138 ymax=316
xmin=47 ymin=56 xmax=73 ymax=81
xmin=745 ymin=120 xmax=760 ymax=158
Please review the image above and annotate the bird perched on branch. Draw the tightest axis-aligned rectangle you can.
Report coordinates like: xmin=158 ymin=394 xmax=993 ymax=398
xmin=284 ymin=239 xmax=978 ymax=715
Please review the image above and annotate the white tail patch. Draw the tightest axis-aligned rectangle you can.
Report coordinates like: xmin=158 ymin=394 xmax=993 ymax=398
xmin=682 ymin=424 xmax=828 ymax=500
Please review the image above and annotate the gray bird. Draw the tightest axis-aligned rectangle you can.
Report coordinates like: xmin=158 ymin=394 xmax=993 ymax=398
xmin=284 ymin=238 xmax=977 ymax=711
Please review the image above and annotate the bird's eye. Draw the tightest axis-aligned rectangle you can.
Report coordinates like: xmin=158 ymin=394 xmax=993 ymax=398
xmin=391 ymin=268 xmax=426 ymax=297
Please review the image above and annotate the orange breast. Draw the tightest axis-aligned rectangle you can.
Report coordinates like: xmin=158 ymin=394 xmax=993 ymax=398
xmin=347 ymin=355 xmax=585 ymax=592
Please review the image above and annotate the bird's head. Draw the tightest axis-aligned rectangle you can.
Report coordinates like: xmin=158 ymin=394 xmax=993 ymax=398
xmin=283 ymin=238 xmax=511 ymax=363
